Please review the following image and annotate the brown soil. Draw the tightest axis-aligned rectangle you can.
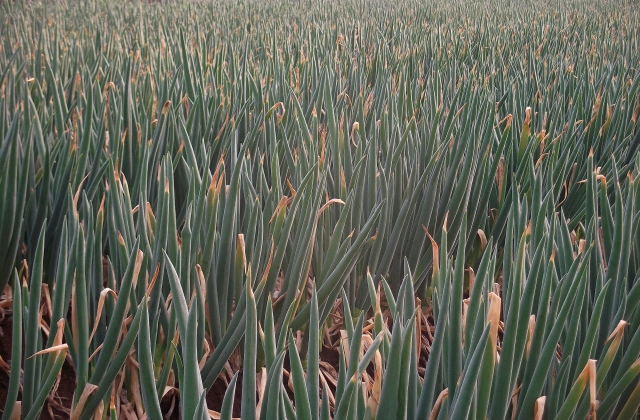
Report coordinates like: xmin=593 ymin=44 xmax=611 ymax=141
xmin=0 ymin=314 xmax=15 ymax=416
xmin=206 ymin=371 xmax=244 ymax=417
xmin=0 ymin=312 xmax=77 ymax=420
xmin=0 ymin=311 xmax=345 ymax=419
xmin=202 ymin=343 xmax=342 ymax=418
xmin=41 ymin=360 xmax=76 ymax=420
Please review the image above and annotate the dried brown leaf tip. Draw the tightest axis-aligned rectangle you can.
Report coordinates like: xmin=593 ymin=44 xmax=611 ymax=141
xmin=162 ymin=100 xmax=171 ymax=115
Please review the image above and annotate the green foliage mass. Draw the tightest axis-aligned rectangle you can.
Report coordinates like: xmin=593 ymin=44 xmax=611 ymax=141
xmin=1 ymin=0 xmax=640 ymax=418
